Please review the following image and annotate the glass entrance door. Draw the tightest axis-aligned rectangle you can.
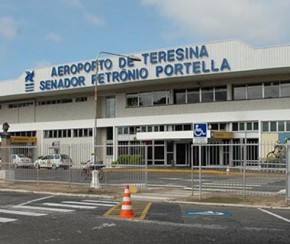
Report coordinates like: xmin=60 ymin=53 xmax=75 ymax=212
xmin=175 ymin=143 xmax=188 ymax=166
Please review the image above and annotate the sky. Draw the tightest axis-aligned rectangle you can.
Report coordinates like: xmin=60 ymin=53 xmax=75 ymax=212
xmin=1 ymin=0 xmax=290 ymax=81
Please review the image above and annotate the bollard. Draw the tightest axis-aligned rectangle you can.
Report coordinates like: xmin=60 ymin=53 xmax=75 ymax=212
xmin=90 ymin=170 xmax=100 ymax=189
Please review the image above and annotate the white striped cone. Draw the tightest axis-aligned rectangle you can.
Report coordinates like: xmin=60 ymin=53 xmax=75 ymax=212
xmin=119 ymin=184 xmax=135 ymax=218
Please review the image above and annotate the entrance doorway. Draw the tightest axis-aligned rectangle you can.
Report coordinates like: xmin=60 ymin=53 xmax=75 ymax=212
xmin=175 ymin=143 xmax=190 ymax=166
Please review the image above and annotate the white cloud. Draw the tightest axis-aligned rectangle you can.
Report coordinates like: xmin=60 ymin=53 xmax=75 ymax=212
xmin=0 ymin=16 xmax=20 ymax=39
xmin=85 ymin=13 xmax=105 ymax=26
xmin=141 ymin=0 xmax=290 ymax=45
xmin=44 ymin=32 xmax=63 ymax=42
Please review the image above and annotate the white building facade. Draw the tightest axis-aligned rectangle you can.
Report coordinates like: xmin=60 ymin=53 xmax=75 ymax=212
xmin=1 ymin=39 xmax=290 ymax=167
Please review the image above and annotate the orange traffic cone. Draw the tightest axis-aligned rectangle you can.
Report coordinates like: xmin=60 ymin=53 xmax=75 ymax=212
xmin=119 ymin=184 xmax=135 ymax=218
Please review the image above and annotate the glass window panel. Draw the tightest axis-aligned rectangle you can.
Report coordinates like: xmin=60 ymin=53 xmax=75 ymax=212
xmin=232 ymin=123 xmax=238 ymax=131
xmin=286 ymin=121 xmax=290 ymax=131
xmin=175 ymin=125 xmax=183 ymax=131
xmin=153 ymin=91 xmax=168 ymax=105
xmin=187 ymin=88 xmax=200 ymax=103
xmin=278 ymin=121 xmax=285 ymax=132
xmin=215 ymin=86 xmax=227 ymax=101
xmin=139 ymin=92 xmax=152 ymax=106
xmin=127 ymin=93 xmax=138 ymax=107
xmin=220 ymin=123 xmax=226 ymax=130
xmin=106 ymin=97 xmax=115 ymax=118
xmin=281 ymin=81 xmax=290 ymax=97
xmin=253 ymin=122 xmax=259 ymax=130
xmin=233 ymin=85 xmax=246 ymax=100
xmin=247 ymin=84 xmax=262 ymax=99
xmin=174 ymin=89 xmax=186 ymax=104
xmin=262 ymin=122 xmax=269 ymax=132
xmin=184 ymin=124 xmax=192 ymax=130
xmin=117 ymin=127 xmax=123 ymax=135
xmin=201 ymin=87 xmax=213 ymax=102
xmin=154 ymin=146 xmax=164 ymax=160
xmin=270 ymin=121 xmax=277 ymax=131
xmin=264 ymin=82 xmax=279 ymax=98
xmin=239 ymin=123 xmax=245 ymax=131
xmin=129 ymin=127 xmax=135 ymax=134
xmin=106 ymin=127 xmax=113 ymax=140
xmin=209 ymin=123 xmax=218 ymax=130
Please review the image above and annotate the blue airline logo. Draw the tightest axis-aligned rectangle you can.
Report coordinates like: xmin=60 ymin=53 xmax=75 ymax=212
xmin=25 ymin=70 xmax=35 ymax=92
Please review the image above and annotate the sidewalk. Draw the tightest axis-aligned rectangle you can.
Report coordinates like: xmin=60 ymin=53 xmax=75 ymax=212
xmin=0 ymin=180 xmax=288 ymax=209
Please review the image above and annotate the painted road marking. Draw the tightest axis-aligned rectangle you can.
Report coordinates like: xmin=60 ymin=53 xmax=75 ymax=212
xmin=104 ymin=201 xmax=152 ymax=219
xmin=82 ymin=200 xmax=119 ymax=204
xmin=259 ymin=208 xmax=290 ymax=223
xmin=185 ymin=210 xmax=231 ymax=217
xmin=42 ymin=203 xmax=97 ymax=209
xmin=14 ymin=205 xmax=74 ymax=213
xmin=0 ymin=217 xmax=17 ymax=223
xmin=62 ymin=201 xmax=116 ymax=207
xmin=17 ymin=196 xmax=54 ymax=207
xmin=0 ymin=209 xmax=46 ymax=217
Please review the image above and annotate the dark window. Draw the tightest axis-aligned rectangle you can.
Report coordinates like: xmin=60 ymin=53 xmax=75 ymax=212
xmin=187 ymin=88 xmax=200 ymax=103
xmin=174 ymin=89 xmax=186 ymax=104
xmin=201 ymin=87 xmax=213 ymax=102
xmin=247 ymin=84 xmax=262 ymax=99
xmin=106 ymin=127 xmax=113 ymax=140
xmin=127 ymin=93 xmax=138 ymax=107
xmin=233 ymin=85 xmax=246 ymax=100
xmin=281 ymin=81 xmax=290 ymax=97
xmin=153 ymin=91 xmax=168 ymax=105
xmin=215 ymin=86 xmax=227 ymax=101
xmin=139 ymin=92 xmax=152 ymax=106
xmin=264 ymin=82 xmax=279 ymax=98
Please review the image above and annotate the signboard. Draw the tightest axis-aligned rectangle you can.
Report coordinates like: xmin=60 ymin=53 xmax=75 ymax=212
xmin=212 ymin=131 xmax=233 ymax=139
xmin=10 ymin=136 xmax=37 ymax=143
xmin=193 ymin=123 xmax=208 ymax=144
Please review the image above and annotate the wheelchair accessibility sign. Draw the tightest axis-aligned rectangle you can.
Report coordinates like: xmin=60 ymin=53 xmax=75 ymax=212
xmin=193 ymin=123 xmax=208 ymax=144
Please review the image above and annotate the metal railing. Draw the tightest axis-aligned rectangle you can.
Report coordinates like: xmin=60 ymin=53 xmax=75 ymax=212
xmin=0 ymin=142 xmax=288 ymax=201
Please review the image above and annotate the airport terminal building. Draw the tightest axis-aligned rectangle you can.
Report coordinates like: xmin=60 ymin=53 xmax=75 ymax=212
xmin=1 ymin=39 xmax=290 ymax=167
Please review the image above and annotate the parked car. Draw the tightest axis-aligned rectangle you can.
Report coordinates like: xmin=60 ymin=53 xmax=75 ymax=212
xmin=10 ymin=154 xmax=33 ymax=168
xmin=34 ymin=154 xmax=72 ymax=170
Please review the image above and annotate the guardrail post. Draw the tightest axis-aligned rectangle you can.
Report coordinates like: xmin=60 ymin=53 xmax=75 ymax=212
xmin=286 ymin=141 xmax=290 ymax=205
xmin=199 ymin=144 xmax=202 ymax=200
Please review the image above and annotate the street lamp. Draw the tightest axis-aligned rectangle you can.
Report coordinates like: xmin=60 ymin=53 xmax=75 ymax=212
xmin=94 ymin=51 xmax=141 ymax=164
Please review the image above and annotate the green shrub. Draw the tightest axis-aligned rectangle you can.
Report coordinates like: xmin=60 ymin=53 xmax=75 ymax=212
xmin=116 ymin=154 xmax=142 ymax=165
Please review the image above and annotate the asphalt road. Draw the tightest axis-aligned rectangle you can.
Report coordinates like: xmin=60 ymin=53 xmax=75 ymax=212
xmin=0 ymin=191 xmax=290 ymax=243
xmin=12 ymin=168 xmax=286 ymax=195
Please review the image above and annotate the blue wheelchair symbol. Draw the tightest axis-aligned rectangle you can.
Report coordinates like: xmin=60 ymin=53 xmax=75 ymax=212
xmin=194 ymin=124 xmax=207 ymax=137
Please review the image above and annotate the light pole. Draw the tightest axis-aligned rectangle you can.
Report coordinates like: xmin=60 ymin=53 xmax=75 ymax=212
xmin=94 ymin=52 xmax=141 ymax=164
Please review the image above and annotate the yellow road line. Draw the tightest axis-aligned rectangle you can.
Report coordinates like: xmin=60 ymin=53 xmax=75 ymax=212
xmin=103 ymin=201 xmax=152 ymax=220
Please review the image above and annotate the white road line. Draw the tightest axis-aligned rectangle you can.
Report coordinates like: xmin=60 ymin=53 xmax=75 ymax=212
xmin=17 ymin=196 xmax=54 ymax=207
xmin=82 ymin=200 xmax=119 ymax=204
xmin=62 ymin=201 xmax=116 ymax=207
xmin=259 ymin=208 xmax=290 ymax=223
xmin=0 ymin=217 xmax=17 ymax=223
xmin=0 ymin=209 xmax=46 ymax=217
xmin=42 ymin=203 xmax=97 ymax=209
xmin=13 ymin=205 xmax=74 ymax=213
